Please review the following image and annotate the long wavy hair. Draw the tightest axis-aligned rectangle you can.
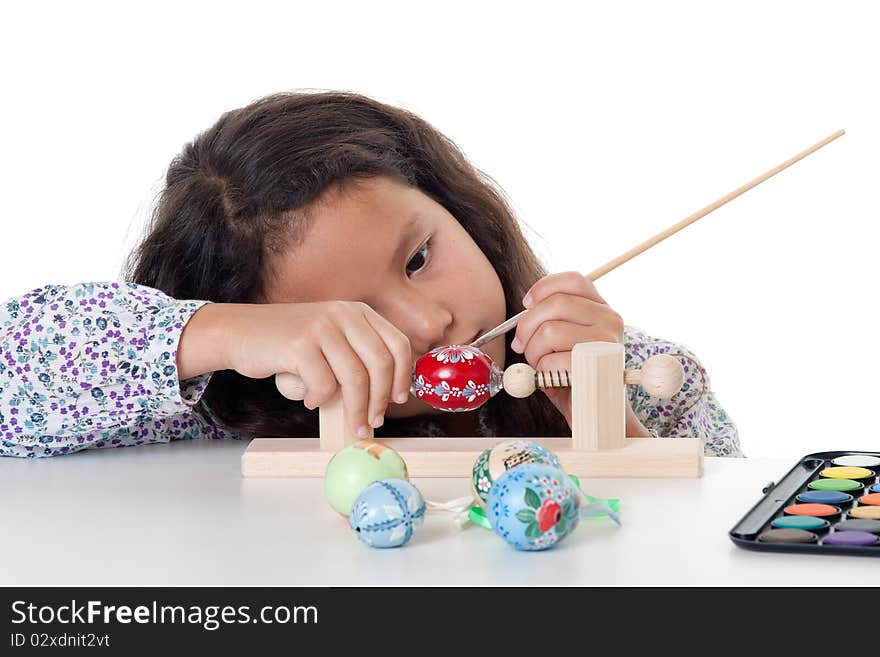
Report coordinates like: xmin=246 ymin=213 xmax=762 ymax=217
xmin=124 ymin=90 xmax=571 ymax=440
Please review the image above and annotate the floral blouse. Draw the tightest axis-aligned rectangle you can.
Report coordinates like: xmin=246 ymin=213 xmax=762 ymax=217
xmin=0 ymin=282 xmax=743 ymax=459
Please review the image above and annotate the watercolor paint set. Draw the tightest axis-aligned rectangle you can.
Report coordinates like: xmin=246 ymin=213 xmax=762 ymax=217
xmin=730 ymin=451 xmax=880 ymax=556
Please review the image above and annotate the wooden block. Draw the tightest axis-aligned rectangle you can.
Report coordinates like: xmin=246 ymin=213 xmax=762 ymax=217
xmin=241 ymin=436 xmax=703 ymax=478
xmin=571 ymin=342 xmax=626 ymax=452
xmin=318 ymin=392 xmax=368 ymax=452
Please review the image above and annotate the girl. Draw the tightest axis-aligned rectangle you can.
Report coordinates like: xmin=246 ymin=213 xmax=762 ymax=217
xmin=0 ymin=90 xmax=743 ymax=459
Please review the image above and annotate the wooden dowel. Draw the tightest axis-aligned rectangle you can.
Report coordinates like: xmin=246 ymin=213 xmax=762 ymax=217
xmin=501 ymin=356 xmax=682 ymax=398
xmin=587 ymin=129 xmax=845 ymax=280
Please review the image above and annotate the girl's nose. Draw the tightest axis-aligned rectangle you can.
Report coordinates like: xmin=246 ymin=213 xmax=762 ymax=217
xmin=381 ymin=289 xmax=453 ymax=356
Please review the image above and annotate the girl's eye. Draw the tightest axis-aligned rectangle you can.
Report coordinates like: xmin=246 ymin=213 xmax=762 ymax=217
xmin=406 ymin=240 xmax=431 ymax=277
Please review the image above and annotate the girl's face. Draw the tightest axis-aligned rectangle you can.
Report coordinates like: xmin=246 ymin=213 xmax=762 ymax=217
xmin=262 ymin=175 xmax=508 ymax=419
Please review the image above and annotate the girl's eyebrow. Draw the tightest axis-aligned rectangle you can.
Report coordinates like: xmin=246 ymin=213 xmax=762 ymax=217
xmin=390 ymin=214 xmax=422 ymax=265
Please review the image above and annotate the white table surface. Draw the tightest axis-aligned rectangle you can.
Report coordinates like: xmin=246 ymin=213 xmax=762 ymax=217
xmin=2 ymin=439 xmax=877 ymax=586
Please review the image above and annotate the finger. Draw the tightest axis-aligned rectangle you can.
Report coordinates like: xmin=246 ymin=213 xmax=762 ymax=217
xmin=513 ymin=294 xmax=620 ymax=353
xmin=319 ymin=327 xmax=373 ymax=437
xmin=343 ymin=314 xmax=397 ymax=429
xmin=288 ymin=344 xmax=337 ymax=409
xmin=522 ymin=321 xmax=622 ymax=369
xmin=363 ymin=310 xmax=413 ymax=406
xmin=523 ymin=271 xmax=606 ymax=309
xmin=534 ymin=351 xmax=573 ymax=379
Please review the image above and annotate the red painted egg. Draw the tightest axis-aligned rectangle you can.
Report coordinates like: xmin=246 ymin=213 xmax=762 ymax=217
xmin=411 ymin=345 xmax=502 ymax=412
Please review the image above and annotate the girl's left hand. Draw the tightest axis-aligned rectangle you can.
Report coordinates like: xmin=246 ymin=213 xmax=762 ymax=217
xmin=511 ymin=272 xmax=625 ymax=427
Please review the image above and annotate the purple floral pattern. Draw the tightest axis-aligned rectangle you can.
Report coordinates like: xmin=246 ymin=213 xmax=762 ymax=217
xmin=1 ymin=282 xmax=234 ymax=458
xmin=624 ymin=324 xmax=743 ymax=457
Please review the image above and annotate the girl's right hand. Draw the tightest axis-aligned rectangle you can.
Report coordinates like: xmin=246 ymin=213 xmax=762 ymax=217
xmin=182 ymin=301 xmax=413 ymax=438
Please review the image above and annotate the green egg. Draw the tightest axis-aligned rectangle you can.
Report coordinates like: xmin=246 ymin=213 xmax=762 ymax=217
xmin=324 ymin=439 xmax=408 ymax=515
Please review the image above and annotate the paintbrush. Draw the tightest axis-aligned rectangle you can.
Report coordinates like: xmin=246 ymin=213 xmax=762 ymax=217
xmin=468 ymin=129 xmax=845 ymax=351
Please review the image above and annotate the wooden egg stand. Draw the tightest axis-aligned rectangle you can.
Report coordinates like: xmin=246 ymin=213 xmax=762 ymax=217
xmin=243 ymin=342 xmax=699 ymax=477
xmin=241 ymin=129 xmax=845 ymax=479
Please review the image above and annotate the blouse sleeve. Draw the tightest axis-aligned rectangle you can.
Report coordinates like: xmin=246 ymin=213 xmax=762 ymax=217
xmin=623 ymin=324 xmax=744 ymax=457
xmin=0 ymin=281 xmax=240 ymax=458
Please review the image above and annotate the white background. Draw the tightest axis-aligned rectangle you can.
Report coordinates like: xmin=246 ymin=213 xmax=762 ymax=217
xmin=1 ymin=1 xmax=877 ymax=458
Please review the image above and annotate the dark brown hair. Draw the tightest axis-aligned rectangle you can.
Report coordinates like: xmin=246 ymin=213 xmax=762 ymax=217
xmin=124 ymin=90 xmax=570 ymax=439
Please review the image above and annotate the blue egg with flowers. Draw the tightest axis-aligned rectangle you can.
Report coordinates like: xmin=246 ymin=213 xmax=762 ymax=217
xmin=486 ymin=462 xmax=581 ymax=551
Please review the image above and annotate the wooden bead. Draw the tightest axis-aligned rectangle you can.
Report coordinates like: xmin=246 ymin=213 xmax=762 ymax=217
xmin=502 ymin=363 xmax=536 ymax=398
xmin=638 ymin=354 xmax=685 ymax=398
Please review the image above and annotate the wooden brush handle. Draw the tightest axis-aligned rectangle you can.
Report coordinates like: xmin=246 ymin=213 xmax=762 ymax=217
xmin=501 ymin=354 xmax=684 ymax=399
xmin=472 ymin=129 xmax=846 ymax=351
xmin=587 ymin=129 xmax=845 ymax=279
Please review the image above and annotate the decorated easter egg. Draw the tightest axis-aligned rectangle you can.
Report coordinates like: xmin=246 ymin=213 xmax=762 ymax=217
xmin=411 ymin=344 xmax=503 ymax=412
xmin=486 ymin=462 xmax=581 ymax=551
xmin=472 ymin=440 xmax=563 ymax=507
xmin=349 ymin=479 xmax=426 ymax=548
xmin=324 ymin=439 xmax=408 ymax=516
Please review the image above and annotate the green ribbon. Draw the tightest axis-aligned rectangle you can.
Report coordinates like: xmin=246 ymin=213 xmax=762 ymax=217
xmin=569 ymin=474 xmax=622 ymax=515
xmin=468 ymin=505 xmax=492 ymax=529
xmin=468 ymin=473 xmax=621 ymax=529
